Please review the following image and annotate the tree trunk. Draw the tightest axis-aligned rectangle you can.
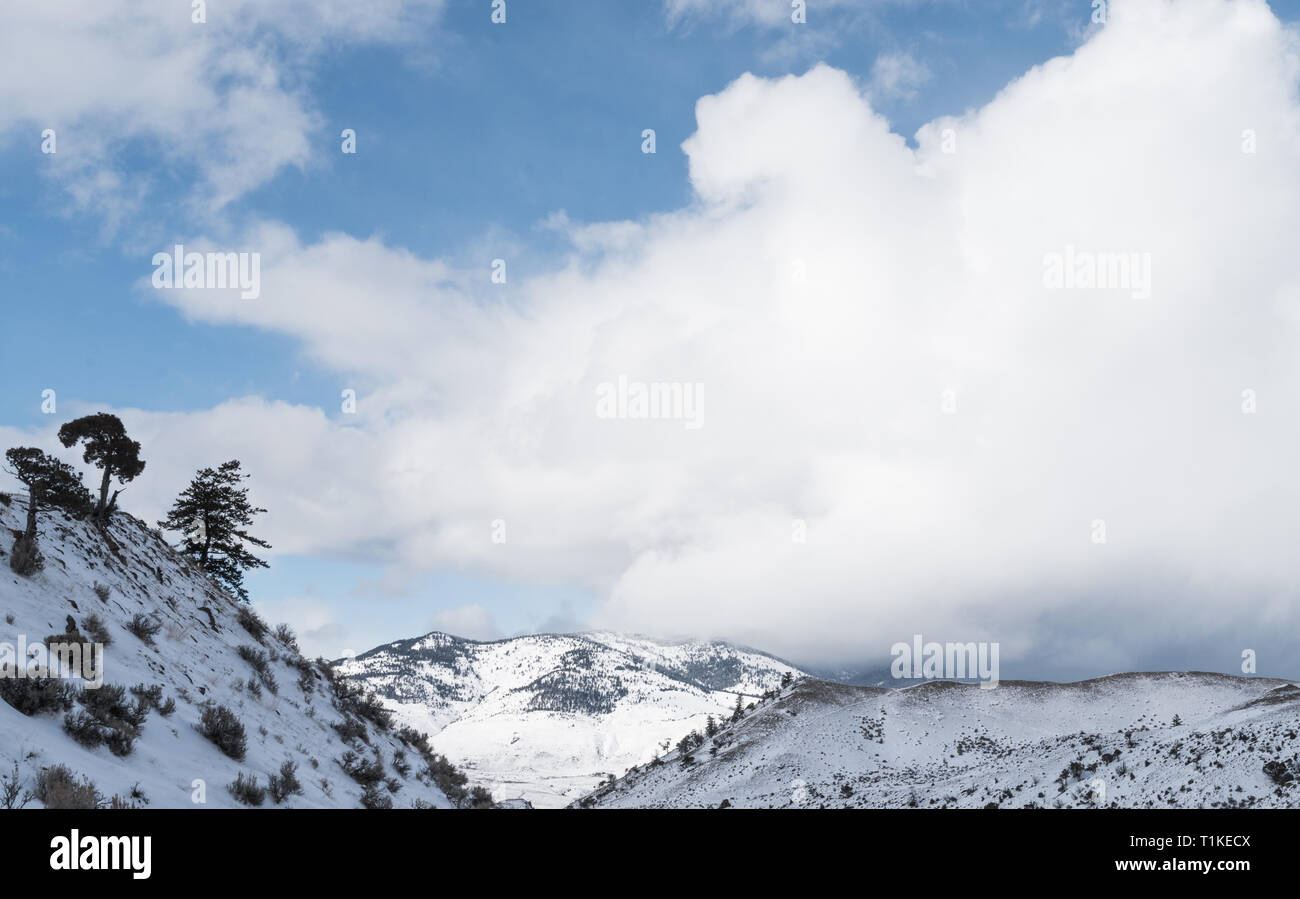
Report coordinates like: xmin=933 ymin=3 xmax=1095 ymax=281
xmin=24 ymin=487 xmax=39 ymax=539
xmin=10 ymin=489 xmax=42 ymax=576
xmin=95 ymin=467 xmax=111 ymax=519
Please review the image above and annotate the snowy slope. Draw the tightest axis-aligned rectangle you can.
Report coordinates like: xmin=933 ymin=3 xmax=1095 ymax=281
xmin=0 ymin=495 xmax=468 ymax=809
xmin=577 ymin=672 xmax=1300 ymax=809
xmin=336 ymin=630 xmax=804 ymax=807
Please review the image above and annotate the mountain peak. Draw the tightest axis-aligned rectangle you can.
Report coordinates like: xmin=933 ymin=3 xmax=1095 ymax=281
xmin=337 ymin=628 xmax=805 ymax=807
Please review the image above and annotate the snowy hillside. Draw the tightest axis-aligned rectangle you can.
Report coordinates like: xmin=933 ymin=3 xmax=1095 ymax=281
xmin=0 ymin=495 xmax=479 ymax=809
xmin=336 ymin=630 xmax=804 ymax=807
xmin=576 ymin=672 xmax=1300 ymax=809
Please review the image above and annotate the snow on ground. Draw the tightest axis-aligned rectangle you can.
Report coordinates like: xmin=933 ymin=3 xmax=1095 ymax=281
xmin=0 ymin=496 xmax=461 ymax=808
xmin=9 ymin=492 xmax=1288 ymax=812
xmin=578 ymin=672 xmax=1300 ymax=808
xmin=337 ymin=630 xmax=804 ymax=807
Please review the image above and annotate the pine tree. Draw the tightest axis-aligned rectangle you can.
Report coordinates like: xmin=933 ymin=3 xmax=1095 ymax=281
xmin=705 ymin=714 xmax=717 ymax=737
xmin=159 ymin=460 xmax=270 ymax=601
xmin=731 ymin=693 xmax=745 ymax=723
xmin=3 ymin=447 xmax=92 ymax=574
xmin=57 ymin=413 xmax=145 ymax=524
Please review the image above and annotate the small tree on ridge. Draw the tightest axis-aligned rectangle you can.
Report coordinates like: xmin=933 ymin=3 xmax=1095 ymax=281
xmin=3 ymin=447 xmax=92 ymax=574
xmin=57 ymin=413 xmax=145 ymax=525
xmin=159 ymin=460 xmax=270 ymax=601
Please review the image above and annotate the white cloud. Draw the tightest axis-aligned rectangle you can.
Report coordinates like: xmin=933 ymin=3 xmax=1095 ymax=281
xmin=0 ymin=0 xmax=443 ymax=224
xmin=662 ymin=0 xmax=898 ymax=62
xmin=665 ymin=0 xmax=881 ymax=29
xmin=252 ymin=595 xmax=347 ymax=659
xmin=868 ymin=51 xmax=931 ymax=100
xmin=14 ymin=0 xmax=1300 ymax=674
xmin=430 ymin=604 xmax=500 ymax=641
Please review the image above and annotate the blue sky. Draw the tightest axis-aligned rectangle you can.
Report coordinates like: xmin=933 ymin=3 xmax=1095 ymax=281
xmin=0 ymin=1 xmax=1096 ymax=430
xmin=4 ymin=0 xmax=1300 ymax=674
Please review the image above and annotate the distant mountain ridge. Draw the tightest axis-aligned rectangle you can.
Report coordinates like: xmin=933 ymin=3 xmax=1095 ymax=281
xmin=336 ymin=630 xmax=805 ymax=806
xmin=575 ymin=671 xmax=1300 ymax=809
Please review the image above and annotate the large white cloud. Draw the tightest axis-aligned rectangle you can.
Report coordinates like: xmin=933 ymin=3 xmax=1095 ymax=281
xmin=11 ymin=0 xmax=1300 ymax=673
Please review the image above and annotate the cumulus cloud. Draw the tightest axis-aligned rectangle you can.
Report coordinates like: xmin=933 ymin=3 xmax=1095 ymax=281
xmin=11 ymin=0 xmax=1300 ymax=675
xmin=0 ymin=0 xmax=443 ymax=224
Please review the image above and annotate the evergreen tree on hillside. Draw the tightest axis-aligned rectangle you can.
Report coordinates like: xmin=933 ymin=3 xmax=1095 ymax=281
xmin=158 ymin=460 xmax=270 ymax=601
xmin=57 ymin=413 xmax=145 ymax=524
xmin=3 ymin=447 xmax=93 ymax=574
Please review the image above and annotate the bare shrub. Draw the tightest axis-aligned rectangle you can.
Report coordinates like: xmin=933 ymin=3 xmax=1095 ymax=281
xmin=333 ymin=717 xmax=367 ymax=744
xmin=267 ymin=760 xmax=303 ymax=804
xmin=9 ymin=534 xmax=43 ymax=575
xmin=339 ymin=750 xmax=385 ymax=787
xmin=200 ymin=703 xmax=247 ymax=761
xmin=236 ymin=645 xmax=278 ymax=695
xmin=1 ymin=762 xmax=33 ymax=809
xmin=0 ymin=677 xmax=76 ymax=716
xmin=273 ymin=623 xmax=300 ymax=653
xmin=129 ymin=682 xmax=165 ymax=711
xmin=228 ymin=772 xmax=266 ymax=806
xmin=360 ymin=783 xmax=392 ymax=809
xmin=237 ymin=606 xmax=269 ymax=642
xmin=81 ymin=612 xmax=112 ymax=646
xmin=332 ymin=678 xmax=391 ymax=730
xmin=464 ymin=785 xmax=494 ymax=809
xmin=35 ymin=765 xmax=100 ymax=809
xmin=63 ymin=683 xmax=146 ymax=756
xmin=125 ymin=613 xmax=162 ymax=644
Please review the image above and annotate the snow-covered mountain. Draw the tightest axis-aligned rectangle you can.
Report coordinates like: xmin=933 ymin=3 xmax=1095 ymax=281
xmin=0 ymin=495 xmax=478 ymax=809
xmin=335 ymin=630 xmax=805 ymax=806
xmin=575 ymin=672 xmax=1300 ymax=808
xmin=13 ymin=490 xmax=1291 ymax=813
